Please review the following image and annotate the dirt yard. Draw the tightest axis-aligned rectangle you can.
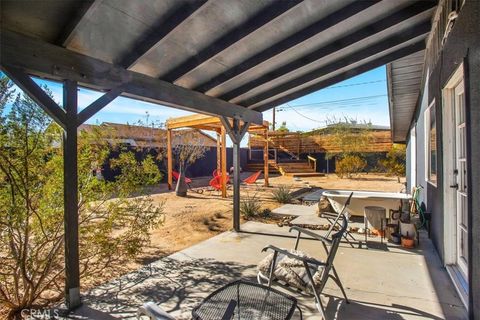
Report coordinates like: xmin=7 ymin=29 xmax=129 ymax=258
xmin=136 ymin=173 xmax=405 ymax=265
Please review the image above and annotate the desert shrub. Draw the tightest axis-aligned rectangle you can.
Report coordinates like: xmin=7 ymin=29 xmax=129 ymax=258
xmin=0 ymin=77 xmax=164 ymax=318
xmin=272 ymin=185 xmax=292 ymax=203
xmin=336 ymin=155 xmax=367 ymax=178
xmin=378 ymin=144 xmax=406 ymax=182
xmin=240 ymin=193 xmax=261 ymax=218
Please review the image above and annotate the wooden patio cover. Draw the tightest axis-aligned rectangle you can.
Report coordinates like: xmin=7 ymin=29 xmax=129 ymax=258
xmin=0 ymin=0 xmax=436 ymax=309
xmin=166 ymin=114 xmax=269 ymax=197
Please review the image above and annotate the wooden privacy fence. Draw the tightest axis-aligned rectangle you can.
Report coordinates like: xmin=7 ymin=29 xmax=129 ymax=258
xmin=249 ymin=130 xmax=392 ymax=155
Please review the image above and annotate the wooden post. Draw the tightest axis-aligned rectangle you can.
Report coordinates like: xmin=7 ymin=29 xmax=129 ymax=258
xmin=221 ymin=126 xmax=227 ymax=198
xmin=216 ymin=130 xmax=221 ymax=172
xmin=232 ymin=119 xmax=241 ymax=232
xmin=263 ymin=129 xmax=269 ymax=187
xmin=167 ymin=129 xmax=173 ymax=190
xmin=63 ymin=80 xmax=81 ymax=308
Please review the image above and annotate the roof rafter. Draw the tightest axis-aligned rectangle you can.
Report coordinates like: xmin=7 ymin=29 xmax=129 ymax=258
xmin=56 ymin=0 xmax=99 ymax=47
xmin=252 ymin=40 xmax=426 ymax=112
xmin=160 ymin=0 xmax=303 ymax=82
xmin=221 ymin=1 xmax=436 ymax=102
xmin=193 ymin=0 xmax=380 ymax=93
xmin=117 ymin=0 xmax=208 ymax=68
xmin=1 ymin=30 xmax=262 ymax=124
xmin=241 ymin=22 xmax=431 ymax=107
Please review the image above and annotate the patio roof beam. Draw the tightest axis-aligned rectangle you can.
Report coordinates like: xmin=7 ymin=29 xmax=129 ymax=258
xmin=1 ymin=66 xmax=67 ymax=128
xmin=221 ymin=1 xmax=436 ymax=102
xmin=77 ymin=86 xmax=123 ymax=125
xmin=253 ymin=40 xmax=426 ymax=112
xmin=56 ymin=0 xmax=99 ymax=47
xmin=241 ymin=22 xmax=431 ymax=107
xmin=0 ymin=30 xmax=263 ymax=125
xmin=161 ymin=0 xmax=303 ymax=82
xmin=117 ymin=0 xmax=208 ymax=69
xmin=193 ymin=0 xmax=379 ymax=93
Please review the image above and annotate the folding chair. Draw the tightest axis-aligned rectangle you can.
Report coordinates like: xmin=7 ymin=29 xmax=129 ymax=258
xmin=257 ymin=214 xmax=350 ymax=319
xmin=242 ymin=170 xmax=262 ymax=188
xmin=321 ymin=192 xmax=356 ymax=248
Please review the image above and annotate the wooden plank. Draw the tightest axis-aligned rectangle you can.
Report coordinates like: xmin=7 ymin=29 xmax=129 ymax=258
xmin=167 ymin=129 xmax=173 ymax=190
xmin=221 ymin=1 xmax=435 ymax=101
xmin=193 ymin=1 xmax=379 ymax=93
xmin=162 ymin=0 xmax=303 ymax=82
xmin=62 ymin=80 xmax=81 ymax=308
xmin=0 ymin=30 xmax=263 ymax=125
xmin=118 ymin=0 xmax=208 ymax=68
xmin=264 ymin=129 xmax=269 ymax=187
xmin=56 ymin=0 xmax=99 ymax=47
xmin=241 ymin=22 xmax=430 ymax=107
xmin=221 ymin=127 xmax=227 ymax=198
xmin=77 ymin=86 xmax=123 ymax=125
xmin=1 ymin=66 xmax=66 ymax=128
xmin=253 ymin=41 xmax=426 ymax=112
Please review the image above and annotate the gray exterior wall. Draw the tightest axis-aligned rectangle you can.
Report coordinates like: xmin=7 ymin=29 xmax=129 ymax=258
xmin=407 ymin=1 xmax=479 ymax=317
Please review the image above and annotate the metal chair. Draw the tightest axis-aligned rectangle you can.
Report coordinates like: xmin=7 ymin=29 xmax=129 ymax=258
xmin=258 ymin=214 xmax=350 ymax=319
xmin=321 ymin=192 xmax=356 ymax=248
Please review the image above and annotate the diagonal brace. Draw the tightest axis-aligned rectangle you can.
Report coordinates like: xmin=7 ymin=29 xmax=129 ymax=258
xmin=220 ymin=116 xmax=250 ymax=144
xmin=2 ymin=65 xmax=67 ymax=128
xmin=77 ymin=86 xmax=124 ymax=125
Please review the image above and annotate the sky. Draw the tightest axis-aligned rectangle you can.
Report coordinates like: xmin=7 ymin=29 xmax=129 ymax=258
xmin=2 ymin=66 xmax=389 ymax=145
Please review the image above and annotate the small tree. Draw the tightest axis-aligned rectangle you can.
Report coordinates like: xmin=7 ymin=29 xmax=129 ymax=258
xmin=0 ymin=77 xmax=165 ymax=318
xmin=276 ymin=121 xmax=289 ymax=132
xmin=172 ymin=129 xmax=208 ymax=196
xmin=379 ymin=144 xmax=406 ymax=182
xmin=324 ymin=117 xmax=373 ymax=178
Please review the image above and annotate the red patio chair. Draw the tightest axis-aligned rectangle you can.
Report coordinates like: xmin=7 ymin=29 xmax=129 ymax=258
xmin=172 ymin=170 xmax=205 ymax=194
xmin=243 ymin=170 xmax=262 ymax=187
xmin=209 ymin=174 xmax=230 ymax=195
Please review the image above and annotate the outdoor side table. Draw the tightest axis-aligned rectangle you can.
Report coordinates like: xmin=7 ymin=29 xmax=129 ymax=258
xmin=364 ymin=206 xmax=387 ymax=244
xmin=192 ymin=280 xmax=298 ymax=320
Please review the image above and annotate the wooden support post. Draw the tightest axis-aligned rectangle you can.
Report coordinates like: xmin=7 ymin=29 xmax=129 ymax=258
xmin=232 ymin=119 xmax=241 ymax=232
xmin=167 ymin=129 xmax=173 ymax=190
xmin=216 ymin=131 xmax=221 ymax=172
xmin=63 ymin=80 xmax=81 ymax=309
xmin=221 ymin=126 xmax=227 ymax=198
xmin=264 ymin=129 xmax=269 ymax=187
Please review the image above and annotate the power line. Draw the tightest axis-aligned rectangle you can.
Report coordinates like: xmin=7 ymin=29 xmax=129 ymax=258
xmin=324 ymin=79 xmax=386 ymax=89
xmin=284 ymin=103 xmax=325 ymax=123
xmin=276 ymin=94 xmax=387 ymax=111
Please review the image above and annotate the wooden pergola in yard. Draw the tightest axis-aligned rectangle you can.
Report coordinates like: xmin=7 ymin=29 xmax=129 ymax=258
xmin=0 ymin=0 xmax=437 ymax=310
xmin=166 ymin=114 xmax=269 ymax=197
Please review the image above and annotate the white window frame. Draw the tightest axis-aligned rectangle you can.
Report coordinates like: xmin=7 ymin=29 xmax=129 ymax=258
xmin=424 ymin=100 xmax=437 ymax=186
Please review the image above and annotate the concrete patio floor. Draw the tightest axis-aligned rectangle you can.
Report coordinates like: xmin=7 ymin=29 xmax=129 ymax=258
xmin=70 ymin=221 xmax=467 ymax=319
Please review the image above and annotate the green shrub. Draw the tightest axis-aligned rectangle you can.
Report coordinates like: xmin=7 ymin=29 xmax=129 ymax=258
xmin=272 ymin=185 xmax=292 ymax=203
xmin=378 ymin=144 xmax=406 ymax=181
xmin=240 ymin=193 xmax=261 ymax=218
xmin=336 ymin=155 xmax=367 ymax=178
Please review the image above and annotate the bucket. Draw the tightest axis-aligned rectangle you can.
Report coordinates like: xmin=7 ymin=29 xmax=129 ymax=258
xmin=401 ymin=236 xmax=415 ymax=248
xmin=391 ymin=232 xmax=401 ymax=244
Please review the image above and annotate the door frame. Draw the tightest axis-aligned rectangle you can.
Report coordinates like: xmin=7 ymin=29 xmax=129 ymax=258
xmin=442 ymin=62 xmax=468 ymax=307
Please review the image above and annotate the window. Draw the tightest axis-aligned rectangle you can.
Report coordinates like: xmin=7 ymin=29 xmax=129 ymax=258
xmin=425 ymin=101 xmax=437 ymax=185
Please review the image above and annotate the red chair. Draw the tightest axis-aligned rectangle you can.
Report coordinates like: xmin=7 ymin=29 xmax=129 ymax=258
xmin=243 ymin=170 xmax=262 ymax=186
xmin=209 ymin=174 xmax=230 ymax=194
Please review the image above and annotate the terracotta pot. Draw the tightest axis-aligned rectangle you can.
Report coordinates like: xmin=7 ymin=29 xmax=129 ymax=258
xmin=401 ymin=236 xmax=415 ymax=248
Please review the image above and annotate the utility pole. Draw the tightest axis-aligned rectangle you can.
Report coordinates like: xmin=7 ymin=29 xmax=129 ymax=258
xmin=272 ymin=107 xmax=276 ymax=131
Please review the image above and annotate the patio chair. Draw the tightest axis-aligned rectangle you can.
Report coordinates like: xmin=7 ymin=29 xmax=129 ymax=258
xmin=172 ymin=171 xmax=204 ymax=194
xmin=320 ymin=192 xmax=356 ymax=248
xmin=137 ymin=302 xmax=175 ymax=320
xmin=257 ymin=214 xmax=350 ymax=319
xmin=209 ymin=174 xmax=230 ymax=194
xmin=242 ymin=170 xmax=262 ymax=187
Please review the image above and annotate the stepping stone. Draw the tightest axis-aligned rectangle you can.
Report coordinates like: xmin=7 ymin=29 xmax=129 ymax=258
xmin=272 ymin=204 xmax=318 ymax=216
xmin=290 ymin=215 xmax=327 ymax=226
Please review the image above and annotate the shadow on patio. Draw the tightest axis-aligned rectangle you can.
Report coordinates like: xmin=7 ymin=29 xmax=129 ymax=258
xmin=70 ymin=221 xmax=467 ymax=319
